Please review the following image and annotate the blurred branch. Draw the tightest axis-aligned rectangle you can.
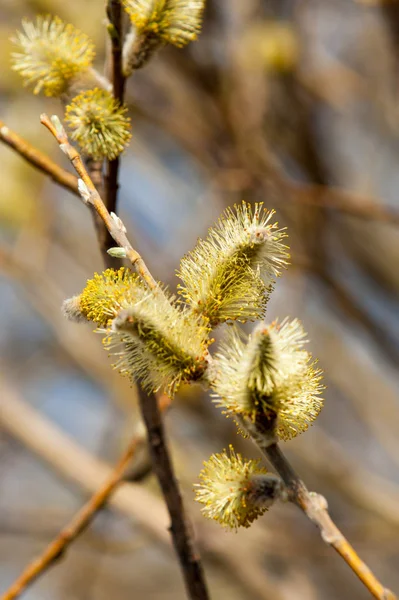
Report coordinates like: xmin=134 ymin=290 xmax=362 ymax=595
xmin=138 ymin=388 xmax=210 ymax=600
xmin=0 ymin=241 xmax=132 ymax=398
xmin=40 ymin=113 xmax=157 ymax=290
xmin=0 ymin=377 xmax=169 ymax=541
xmin=0 ymin=119 xmax=78 ymax=196
xmin=1 ymin=437 xmax=140 ymax=600
xmin=264 ymin=443 xmax=396 ymax=600
xmin=298 ymin=429 xmax=399 ymax=528
xmin=0 ymin=378 xmax=286 ymax=599
xmin=293 ymin=183 xmax=399 ymax=226
xmin=307 ymin=316 xmax=399 ymax=473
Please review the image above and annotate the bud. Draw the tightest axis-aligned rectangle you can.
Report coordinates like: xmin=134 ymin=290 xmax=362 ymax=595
xmin=107 ymin=247 xmax=127 ymax=258
xmin=62 ymin=296 xmax=87 ymax=323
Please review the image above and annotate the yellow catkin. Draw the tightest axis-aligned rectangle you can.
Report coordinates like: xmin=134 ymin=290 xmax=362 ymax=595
xmin=65 ymin=89 xmax=131 ymax=160
xmin=11 ymin=16 xmax=95 ymax=97
xmin=123 ymin=0 xmax=205 ymax=47
xmin=195 ymin=446 xmax=281 ymax=529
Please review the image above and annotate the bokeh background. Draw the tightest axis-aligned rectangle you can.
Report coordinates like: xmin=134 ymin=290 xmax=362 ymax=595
xmin=1 ymin=0 xmax=399 ymax=598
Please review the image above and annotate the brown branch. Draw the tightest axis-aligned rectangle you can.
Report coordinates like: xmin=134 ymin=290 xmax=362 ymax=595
xmin=1 ymin=437 xmax=140 ymax=600
xmin=263 ymin=442 xmax=396 ymax=600
xmin=86 ymin=158 xmax=115 ymax=268
xmin=138 ymin=387 xmax=210 ymax=600
xmin=293 ymin=182 xmax=399 ymax=227
xmin=0 ymin=120 xmax=78 ymax=197
xmin=40 ymin=113 xmax=157 ymax=290
xmin=105 ymin=1 xmax=126 ymax=219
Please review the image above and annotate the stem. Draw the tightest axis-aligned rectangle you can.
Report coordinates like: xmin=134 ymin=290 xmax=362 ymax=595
xmin=40 ymin=113 xmax=158 ymax=290
xmin=105 ymin=0 xmax=126 ymax=219
xmin=0 ymin=437 xmax=139 ymax=600
xmin=86 ymin=158 xmax=115 ymax=268
xmin=264 ymin=443 xmax=396 ymax=600
xmin=138 ymin=387 xmax=210 ymax=600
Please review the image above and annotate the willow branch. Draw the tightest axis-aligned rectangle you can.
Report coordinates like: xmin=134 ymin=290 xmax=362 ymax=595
xmin=105 ymin=0 xmax=126 ymax=218
xmin=138 ymin=388 xmax=210 ymax=600
xmin=263 ymin=442 xmax=396 ymax=600
xmin=1 ymin=437 xmax=140 ymax=600
xmin=0 ymin=120 xmax=78 ymax=196
xmin=86 ymin=158 xmax=115 ymax=268
xmin=40 ymin=113 xmax=157 ymax=290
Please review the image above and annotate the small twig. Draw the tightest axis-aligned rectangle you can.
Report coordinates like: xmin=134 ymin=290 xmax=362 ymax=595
xmin=86 ymin=158 xmax=115 ymax=268
xmin=105 ymin=0 xmax=126 ymax=221
xmin=40 ymin=113 xmax=157 ymax=290
xmin=138 ymin=387 xmax=210 ymax=600
xmin=0 ymin=120 xmax=78 ymax=197
xmin=263 ymin=443 xmax=396 ymax=600
xmin=1 ymin=438 xmax=140 ymax=600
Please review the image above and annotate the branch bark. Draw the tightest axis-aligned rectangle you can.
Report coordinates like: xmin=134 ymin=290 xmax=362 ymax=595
xmin=138 ymin=388 xmax=210 ymax=600
xmin=86 ymin=158 xmax=115 ymax=268
xmin=40 ymin=113 xmax=157 ymax=290
xmin=105 ymin=1 xmax=126 ymax=221
xmin=263 ymin=442 xmax=396 ymax=600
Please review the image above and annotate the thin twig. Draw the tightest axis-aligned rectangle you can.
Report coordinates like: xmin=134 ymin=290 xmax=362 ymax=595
xmin=0 ymin=120 xmax=78 ymax=196
xmin=138 ymin=388 xmax=210 ymax=600
xmin=40 ymin=113 xmax=157 ymax=290
xmin=1 ymin=438 xmax=140 ymax=600
xmin=105 ymin=0 xmax=126 ymax=218
xmin=86 ymin=158 xmax=115 ymax=268
xmin=263 ymin=442 xmax=396 ymax=600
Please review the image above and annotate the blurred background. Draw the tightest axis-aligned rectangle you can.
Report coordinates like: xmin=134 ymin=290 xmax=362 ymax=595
xmin=1 ymin=0 xmax=399 ymax=598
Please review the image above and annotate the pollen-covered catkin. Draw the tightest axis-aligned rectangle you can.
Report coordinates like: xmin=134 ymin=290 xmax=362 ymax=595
xmin=122 ymin=0 xmax=205 ymax=73
xmin=212 ymin=319 xmax=324 ymax=441
xmin=63 ymin=267 xmax=211 ymax=394
xmin=123 ymin=0 xmax=205 ymax=47
xmin=177 ymin=202 xmax=289 ymax=325
xmin=106 ymin=291 xmax=210 ymax=394
xmin=195 ymin=446 xmax=283 ymax=529
xmin=11 ymin=16 xmax=95 ymax=97
xmin=63 ymin=268 xmax=144 ymax=328
xmin=65 ymin=89 xmax=131 ymax=160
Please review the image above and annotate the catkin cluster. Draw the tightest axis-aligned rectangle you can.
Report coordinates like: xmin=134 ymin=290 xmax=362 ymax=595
xmin=15 ymin=1 xmax=324 ymax=533
xmin=63 ymin=203 xmax=324 ymax=529
xmin=11 ymin=1 xmax=205 ymax=159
